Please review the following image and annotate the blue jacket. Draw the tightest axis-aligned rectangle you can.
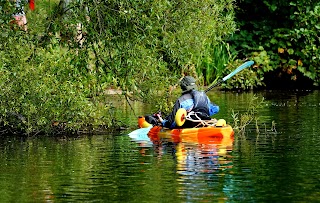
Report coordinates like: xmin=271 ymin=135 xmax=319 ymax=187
xmin=162 ymin=90 xmax=219 ymax=128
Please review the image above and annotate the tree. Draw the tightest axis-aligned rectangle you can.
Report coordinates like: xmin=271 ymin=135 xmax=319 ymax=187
xmin=0 ymin=0 xmax=237 ymax=135
xmin=59 ymin=0 xmax=236 ymax=99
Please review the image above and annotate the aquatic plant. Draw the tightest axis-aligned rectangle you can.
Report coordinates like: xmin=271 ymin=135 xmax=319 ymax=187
xmin=231 ymin=94 xmax=276 ymax=135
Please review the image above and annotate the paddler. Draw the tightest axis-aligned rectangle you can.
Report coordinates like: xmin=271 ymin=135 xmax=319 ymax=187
xmin=156 ymin=76 xmax=219 ymax=129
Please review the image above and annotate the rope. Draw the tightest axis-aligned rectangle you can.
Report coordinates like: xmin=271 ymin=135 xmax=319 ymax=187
xmin=185 ymin=111 xmax=217 ymax=127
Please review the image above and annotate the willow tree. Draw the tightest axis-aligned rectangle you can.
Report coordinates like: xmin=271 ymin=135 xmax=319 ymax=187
xmin=0 ymin=0 xmax=236 ymax=135
xmin=59 ymin=0 xmax=236 ymax=100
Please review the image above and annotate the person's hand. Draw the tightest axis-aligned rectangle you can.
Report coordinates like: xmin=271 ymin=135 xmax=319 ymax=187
xmin=154 ymin=112 xmax=163 ymax=123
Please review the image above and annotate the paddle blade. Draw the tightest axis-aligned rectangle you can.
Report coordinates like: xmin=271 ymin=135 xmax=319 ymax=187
xmin=128 ymin=126 xmax=152 ymax=140
xmin=222 ymin=61 xmax=254 ymax=81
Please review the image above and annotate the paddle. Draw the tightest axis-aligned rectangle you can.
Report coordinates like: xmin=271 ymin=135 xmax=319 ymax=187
xmin=128 ymin=60 xmax=254 ymax=137
xmin=128 ymin=125 xmax=153 ymax=139
xmin=205 ymin=60 xmax=254 ymax=93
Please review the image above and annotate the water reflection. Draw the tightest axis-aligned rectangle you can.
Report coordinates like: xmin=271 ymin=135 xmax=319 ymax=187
xmin=1 ymin=90 xmax=320 ymax=202
xmin=175 ymin=142 xmax=233 ymax=176
xmin=131 ymin=129 xmax=234 ymax=201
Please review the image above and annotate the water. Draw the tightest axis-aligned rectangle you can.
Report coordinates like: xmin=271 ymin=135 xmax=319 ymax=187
xmin=0 ymin=90 xmax=320 ymax=202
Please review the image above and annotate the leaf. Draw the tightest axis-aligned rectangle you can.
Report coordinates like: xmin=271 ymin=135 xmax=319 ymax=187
xmin=270 ymin=38 xmax=278 ymax=44
xmin=297 ymin=66 xmax=306 ymax=74
xmin=289 ymin=59 xmax=297 ymax=65
xmin=287 ymin=49 xmax=294 ymax=55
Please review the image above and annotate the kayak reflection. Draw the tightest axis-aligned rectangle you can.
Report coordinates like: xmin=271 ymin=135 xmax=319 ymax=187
xmin=148 ymin=127 xmax=234 ymax=201
xmin=129 ymin=119 xmax=234 ymax=173
xmin=148 ymin=129 xmax=234 ymax=175
xmin=129 ymin=123 xmax=235 ymax=200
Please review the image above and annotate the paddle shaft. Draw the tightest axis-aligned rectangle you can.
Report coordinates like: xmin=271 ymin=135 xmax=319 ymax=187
xmin=204 ymin=80 xmax=223 ymax=93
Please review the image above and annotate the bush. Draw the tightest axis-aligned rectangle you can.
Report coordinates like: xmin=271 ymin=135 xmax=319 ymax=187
xmin=0 ymin=37 xmax=114 ymax=135
xmin=229 ymin=0 xmax=320 ymax=88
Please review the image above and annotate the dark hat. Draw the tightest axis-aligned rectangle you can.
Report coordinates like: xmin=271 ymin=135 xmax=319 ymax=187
xmin=180 ymin=76 xmax=197 ymax=93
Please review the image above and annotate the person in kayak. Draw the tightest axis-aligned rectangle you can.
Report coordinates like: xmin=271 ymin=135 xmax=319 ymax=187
xmin=156 ymin=76 xmax=219 ymax=129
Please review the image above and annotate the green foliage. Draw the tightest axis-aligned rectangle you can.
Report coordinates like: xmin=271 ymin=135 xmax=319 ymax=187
xmin=197 ymin=42 xmax=234 ymax=85
xmin=0 ymin=0 xmax=15 ymax=25
xmin=229 ymin=0 xmax=320 ymax=87
xmin=289 ymin=2 xmax=320 ymax=83
xmin=60 ymin=0 xmax=236 ymax=101
xmin=0 ymin=0 xmax=237 ymax=135
xmin=0 ymin=38 xmax=113 ymax=135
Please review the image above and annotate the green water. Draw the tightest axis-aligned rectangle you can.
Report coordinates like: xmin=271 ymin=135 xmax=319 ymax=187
xmin=0 ymin=90 xmax=319 ymax=202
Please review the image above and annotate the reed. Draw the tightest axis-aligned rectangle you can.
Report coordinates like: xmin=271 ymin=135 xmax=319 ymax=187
xmin=197 ymin=42 xmax=233 ymax=85
xmin=231 ymin=95 xmax=264 ymax=133
xmin=231 ymin=95 xmax=277 ymax=136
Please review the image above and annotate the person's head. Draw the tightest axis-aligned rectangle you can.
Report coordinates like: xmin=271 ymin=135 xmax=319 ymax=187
xmin=180 ymin=76 xmax=197 ymax=93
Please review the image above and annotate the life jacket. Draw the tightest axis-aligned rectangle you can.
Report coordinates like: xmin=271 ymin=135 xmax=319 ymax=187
xmin=190 ymin=90 xmax=210 ymax=119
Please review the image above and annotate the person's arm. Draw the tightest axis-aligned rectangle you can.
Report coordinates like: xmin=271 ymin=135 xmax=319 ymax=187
xmin=159 ymin=100 xmax=181 ymax=128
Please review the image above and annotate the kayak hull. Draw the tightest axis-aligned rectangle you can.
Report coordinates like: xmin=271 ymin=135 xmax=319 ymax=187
xmin=147 ymin=125 xmax=234 ymax=144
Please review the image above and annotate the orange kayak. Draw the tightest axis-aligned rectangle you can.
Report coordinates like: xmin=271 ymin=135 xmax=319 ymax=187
xmin=148 ymin=125 xmax=234 ymax=144
xmin=136 ymin=116 xmax=234 ymax=144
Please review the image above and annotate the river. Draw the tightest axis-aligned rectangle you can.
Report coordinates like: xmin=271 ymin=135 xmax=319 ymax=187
xmin=0 ymin=90 xmax=319 ymax=202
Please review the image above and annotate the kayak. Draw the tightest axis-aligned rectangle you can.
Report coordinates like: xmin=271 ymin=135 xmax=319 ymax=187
xmin=148 ymin=125 xmax=234 ymax=144
xmin=129 ymin=117 xmax=234 ymax=162
xmin=134 ymin=116 xmax=234 ymax=145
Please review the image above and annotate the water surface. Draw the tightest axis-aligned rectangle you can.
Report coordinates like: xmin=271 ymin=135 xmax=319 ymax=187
xmin=1 ymin=90 xmax=319 ymax=202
